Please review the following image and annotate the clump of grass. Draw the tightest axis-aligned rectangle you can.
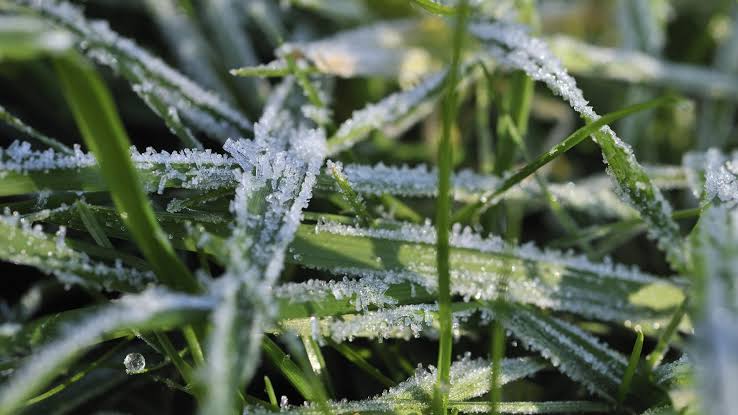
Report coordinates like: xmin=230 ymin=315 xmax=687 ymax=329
xmin=0 ymin=1 xmax=736 ymax=415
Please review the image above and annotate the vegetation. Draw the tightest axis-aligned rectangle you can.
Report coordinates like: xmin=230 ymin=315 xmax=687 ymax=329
xmin=0 ymin=0 xmax=736 ymax=414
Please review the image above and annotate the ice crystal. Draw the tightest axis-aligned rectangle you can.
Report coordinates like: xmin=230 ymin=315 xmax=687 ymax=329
xmin=200 ymin=86 xmax=327 ymax=414
xmin=302 ymin=219 xmax=683 ymax=325
xmin=499 ymin=305 xmax=627 ymax=400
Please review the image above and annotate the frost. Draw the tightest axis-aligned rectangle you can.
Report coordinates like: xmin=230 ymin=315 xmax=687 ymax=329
xmin=471 ymin=21 xmax=684 ymax=269
xmin=200 ymin=88 xmax=327 ymax=413
xmin=328 ymin=69 xmax=448 ymax=154
xmin=690 ymin=204 xmax=738 ymax=415
xmin=244 ymin=355 xmax=545 ymax=414
xmin=0 ymin=210 xmax=155 ymax=292
xmin=330 ymin=162 xmax=637 ymax=219
xmin=0 ymin=140 xmax=239 ymax=193
xmin=302 ymin=219 xmax=683 ymax=325
xmin=499 ymin=305 xmax=628 ymax=400
xmin=325 ymin=304 xmax=436 ymax=342
xmin=14 ymin=0 xmax=252 ymax=139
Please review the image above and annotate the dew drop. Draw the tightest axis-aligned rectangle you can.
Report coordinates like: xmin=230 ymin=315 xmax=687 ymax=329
xmin=123 ymin=352 xmax=146 ymax=374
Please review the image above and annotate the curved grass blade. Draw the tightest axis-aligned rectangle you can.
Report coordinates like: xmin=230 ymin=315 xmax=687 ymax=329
xmin=53 ymin=53 xmax=199 ymax=293
xmin=0 ymin=103 xmax=72 ymax=154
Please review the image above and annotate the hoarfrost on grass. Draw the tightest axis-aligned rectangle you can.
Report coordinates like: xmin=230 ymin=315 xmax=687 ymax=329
xmin=471 ymin=20 xmax=684 ymax=269
xmin=12 ymin=0 xmax=252 ymax=139
xmin=0 ymin=288 xmax=215 ymax=415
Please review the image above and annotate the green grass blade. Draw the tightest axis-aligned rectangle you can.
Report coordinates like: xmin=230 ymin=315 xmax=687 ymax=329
xmin=261 ymin=336 xmax=319 ymax=402
xmin=39 ymin=205 xmax=686 ymax=326
xmin=496 ymin=303 xmax=666 ymax=408
xmin=617 ymin=328 xmax=644 ymax=404
xmin=0 ymin=213 xmax=154 ymax=292
xmin=645 ymin=298 xmax=688 ymax=373
xmin=76 ymin=200 xmax=113 ymax=248
xmin=687 ymin=203 xmax=738 ymax=415
xmin=264 ymin=376 xmax=278 ymax=407
xmin=435 ymin=4 xmax=469 ymax=412
xmin=328 ymin=340 xmax=396 ymax=388
xmin=53 ymin=53 xmax=199 ymax=293
xmin=327 ymin=160 xmax=372 ymax=226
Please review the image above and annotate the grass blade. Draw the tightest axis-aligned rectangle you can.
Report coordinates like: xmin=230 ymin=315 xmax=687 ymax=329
xmin=0 ymin=103 xmax=72 ymax=154
xmin=53 ymin=53 xmax=199 ymax=293
xmin=435 ymin=4 xmax=469 ymax=412
xmin=617 ymin=328 xmax=644 ymax=404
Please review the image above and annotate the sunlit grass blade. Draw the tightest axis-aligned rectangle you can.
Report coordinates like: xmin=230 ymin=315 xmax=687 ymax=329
xmin=38 ymin=204 xmax=686 ymax=326
xmin=53 ymin=53 xmax=199 ymax=293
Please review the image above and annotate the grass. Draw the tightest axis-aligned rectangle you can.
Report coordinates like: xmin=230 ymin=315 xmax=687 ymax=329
xmin=0 ymin=1 xmax=737 ymax=415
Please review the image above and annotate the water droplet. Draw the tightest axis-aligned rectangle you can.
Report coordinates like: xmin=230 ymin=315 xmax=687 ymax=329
xmin=124 ymin=352 xmax=146 ymax=374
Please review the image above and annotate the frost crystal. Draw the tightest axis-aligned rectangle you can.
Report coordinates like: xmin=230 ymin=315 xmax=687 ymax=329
xmin=245 ymin=355 xmax=545 ymax=414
